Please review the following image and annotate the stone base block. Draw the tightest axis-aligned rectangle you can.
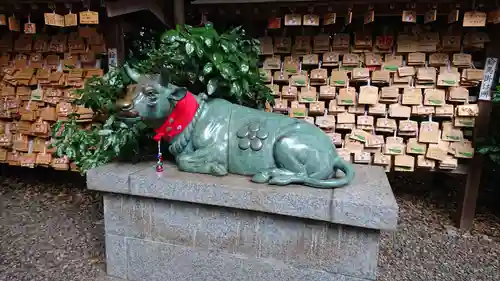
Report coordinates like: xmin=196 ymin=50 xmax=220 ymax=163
xmin=104 ymin=194 xmax=380 ymax=281
xmin=88 ymin=163 xmax=398 ymax=281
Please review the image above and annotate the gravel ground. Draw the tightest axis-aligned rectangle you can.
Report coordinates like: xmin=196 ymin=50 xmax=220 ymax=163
xmin=0 ymin=167 xmax=499 ymax=281
xmin=379 ymin=173 xmax=500 ymax=281
xmin=0 ymin=168 xmax=107 ymax=281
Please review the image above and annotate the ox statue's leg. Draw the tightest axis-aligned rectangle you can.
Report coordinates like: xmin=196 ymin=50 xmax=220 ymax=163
xmin=176 ymin=148 xmax=228 ymax=176
xmin=252 ymin=134 xmax=327 ymax=185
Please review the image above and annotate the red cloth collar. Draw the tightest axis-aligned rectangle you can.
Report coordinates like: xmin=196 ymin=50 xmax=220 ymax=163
xmin=153 ymin=91 xmax=198 ymax=142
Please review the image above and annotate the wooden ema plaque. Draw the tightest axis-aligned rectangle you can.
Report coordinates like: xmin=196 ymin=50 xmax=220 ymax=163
xmin=79 ymin=11 xmax=99 ymax=25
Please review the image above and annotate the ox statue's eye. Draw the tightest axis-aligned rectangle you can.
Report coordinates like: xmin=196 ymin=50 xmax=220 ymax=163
xmin=143 ymin=88 xmax=155 ymax=97
xmin=144 ymin=87 xmax=155 ymax=96
xmin=144 ymin=88 xmax=158 ymax=105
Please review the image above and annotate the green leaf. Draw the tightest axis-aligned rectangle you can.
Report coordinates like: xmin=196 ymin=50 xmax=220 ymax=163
xmin=185 ymin=42 xmax=195 ymax=56
xmin=212 ymin=52 xmax=223 ymax=67
xmin=241 ymin=79 xmax=249 ymax=93
xmin=53 ymin=122 xmax=63 ymax=136
xmin=240 ymin=63 xmax=249 ymax=73
xmin=190 ymin=27 xmax=206 ymax=34
xmin=207 ymin=78 xmax=217 ymax=95
xmin=203 ymin=62 xmax=213 ymax=75
xmin=56 ymin=145 xmax=64 ymax=157
xmin=478 ymin=147 xmax=492 ymax=154
xmin=160 ymin=30 xmax=179 ymax=43
xmin=227 ymin=54 xmax=240 ymax=64
xmin=230 ymin=26 xmax=242 ymax=35
xmin=238 ymin=52 xmax=249 ymax=62
xmin=104 ymin=116 xmax=115 ymax=127
xmin=204 ymin=38 xmax=213 ymax=47
xmin=196 ymin=47 xmax=204 ymax=58
xmin=220 ymin=63 xmax=236 ymax=80
xmin=67 ymin=147 xmax=76 ymax=159
xmin=230 ymin=81 xmax=242 ymax=96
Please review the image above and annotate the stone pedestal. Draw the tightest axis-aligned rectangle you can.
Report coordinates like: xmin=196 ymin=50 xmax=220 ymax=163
xmin=87 ymin=162 xmax=398 ymax=281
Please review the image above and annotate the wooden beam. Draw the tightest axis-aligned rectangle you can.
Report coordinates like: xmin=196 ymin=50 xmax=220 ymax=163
xmin=105 ymin=0 xmax=166 ymax=24
xmin=192 ymin=0 xmax=470 ymax=5
xmin=187 ymin=1 xmax=494 ymax=21
xmin=193 ymin=0 xmax=319 ymax=3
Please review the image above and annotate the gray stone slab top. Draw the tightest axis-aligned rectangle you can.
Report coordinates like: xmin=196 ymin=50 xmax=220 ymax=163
xmin=87 ymin=162 xmax=398 ymax=231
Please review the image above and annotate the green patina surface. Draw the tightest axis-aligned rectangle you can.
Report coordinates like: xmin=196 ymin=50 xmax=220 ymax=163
xmin=117 ymin=66 xmax=355 ymax=188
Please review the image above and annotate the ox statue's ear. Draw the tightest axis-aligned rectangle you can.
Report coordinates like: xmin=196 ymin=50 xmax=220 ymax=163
xmin=124 ymin=64 xmax=141 ymax=82
xmin=151 ymin=82 xmax=186 ymax=101
xmin=157 ymin=67 xmax=187 ymax=101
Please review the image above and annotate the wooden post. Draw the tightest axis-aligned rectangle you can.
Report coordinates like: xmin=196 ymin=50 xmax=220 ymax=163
xmin=174 ymin=0 xmax=185 ymax=27
xmin=455 ymin=101 xmax=492 ymax=229
xmin=455 ymin=25 xmax=500 ymax=229
xmin=103 ymin=17 xmax=125 ymax=65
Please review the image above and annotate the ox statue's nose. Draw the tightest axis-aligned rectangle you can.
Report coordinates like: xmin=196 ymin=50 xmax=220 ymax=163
xmin=116 ymin=99 xmax=133 ymax=111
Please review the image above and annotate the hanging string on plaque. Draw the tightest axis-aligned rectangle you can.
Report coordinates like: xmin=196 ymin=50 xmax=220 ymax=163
xmin=64 ymin=4 xmax=78 ymax=27
xmin=79 ymin=1 xmax=99 ymax=25
xmin=8 ymin=14 xmax=20 ymax=32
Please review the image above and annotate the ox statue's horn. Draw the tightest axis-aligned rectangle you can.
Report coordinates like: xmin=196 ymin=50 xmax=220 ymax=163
xmin=124 ymin=64 xmax=141 ymax=82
